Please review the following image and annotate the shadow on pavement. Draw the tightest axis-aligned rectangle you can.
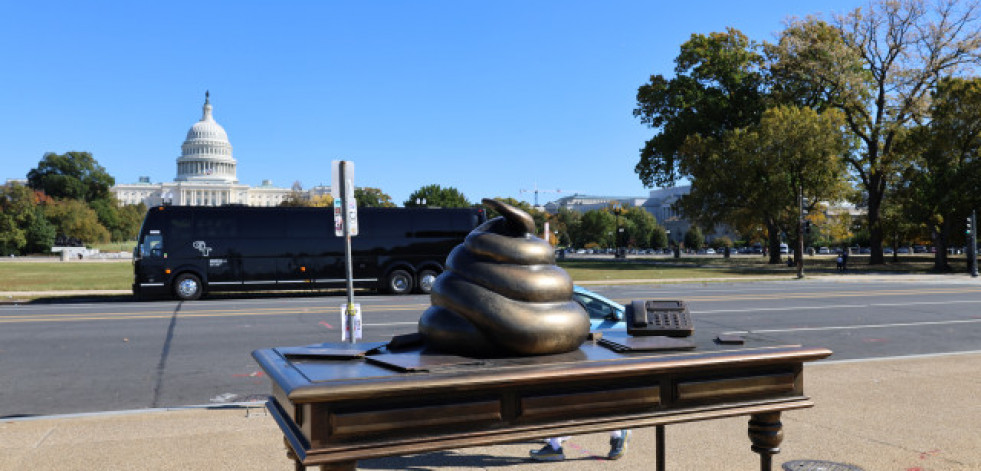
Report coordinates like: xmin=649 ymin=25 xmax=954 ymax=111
xmin=360 ymin=449 xmax=537 ymax=469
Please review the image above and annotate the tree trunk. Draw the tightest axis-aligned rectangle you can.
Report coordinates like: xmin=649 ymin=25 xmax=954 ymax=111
xmin=767 ymin=220 xmax=782 ymax=264
xmin=933 ymin=221 xmax=950 ymax=272
xmin=867 ymin=173 xmax=886 ymax=265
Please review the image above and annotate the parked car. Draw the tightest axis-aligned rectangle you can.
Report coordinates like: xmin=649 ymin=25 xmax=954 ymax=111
xmin=572 ymin=285 xmax=626 ymax=331
xmin=897 ymin=247 xmax=911 ymax=254
xmin=705 ymin=248 xmax=716 ymax=254
xmin=818 ymin=247 xmax=830 ymax=254
xmin=913 ymin=245 xmax=927 ymax=253
xmin=883 ymin=247 xmax=894 ymax=254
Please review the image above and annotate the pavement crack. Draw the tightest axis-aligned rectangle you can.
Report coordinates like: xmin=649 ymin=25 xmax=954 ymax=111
xmin=151 ymin=301 xmax=182 ymax=408
xmin=33 ymin=427 xmax=54 ymax=448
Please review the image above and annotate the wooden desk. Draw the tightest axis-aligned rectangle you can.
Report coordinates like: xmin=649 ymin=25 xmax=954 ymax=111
xmin=253 ymin=335 xmax=831 ymax=470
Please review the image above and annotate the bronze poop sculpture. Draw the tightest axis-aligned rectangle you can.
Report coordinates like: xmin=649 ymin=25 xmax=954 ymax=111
xmin=418 ymin=198 xmax=590 ymax=356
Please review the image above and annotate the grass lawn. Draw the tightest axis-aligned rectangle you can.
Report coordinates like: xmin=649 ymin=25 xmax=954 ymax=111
xmin=0 ymin=261 xmax=132 ymax=291
xmin=0 ymin=254 xmax=967 ymax=293
xmin=90 ymin=241 xmax=136 ymax=253
xmin=559 ymin=253 xmax=962 ymax=282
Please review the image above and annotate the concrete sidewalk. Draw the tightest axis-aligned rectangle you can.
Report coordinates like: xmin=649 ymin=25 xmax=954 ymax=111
xmin=2 ymin=352 xmax=978 ymax=471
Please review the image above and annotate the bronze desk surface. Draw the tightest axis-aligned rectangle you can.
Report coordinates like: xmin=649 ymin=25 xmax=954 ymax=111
xmin=253 ymin=333 xmax=832 ymax=470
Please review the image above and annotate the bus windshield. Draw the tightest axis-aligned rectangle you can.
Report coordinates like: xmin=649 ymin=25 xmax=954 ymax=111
xmin=141 ymin=233 xmax=164 ymax=258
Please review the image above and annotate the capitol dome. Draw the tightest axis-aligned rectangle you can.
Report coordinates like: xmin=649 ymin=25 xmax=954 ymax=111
xmin=175 ymin=91 xmax=238 ymax=183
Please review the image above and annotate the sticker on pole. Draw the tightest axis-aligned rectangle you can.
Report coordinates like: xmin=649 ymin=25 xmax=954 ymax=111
xmin=340 ymin=304 xmax=362 ymax=341
xmin=333 ymin=198 xmax=344 ymax=237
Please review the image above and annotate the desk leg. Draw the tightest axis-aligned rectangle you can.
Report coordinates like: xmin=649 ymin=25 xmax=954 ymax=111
xmin=748 ymin=412 xmax=783 ymax=471
xmin=656 ymin=425 xmax=665 ymax=471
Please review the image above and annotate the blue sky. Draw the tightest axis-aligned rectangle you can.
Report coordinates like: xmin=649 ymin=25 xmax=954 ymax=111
xmin=0 ymin=1 xmax=865 ymax=206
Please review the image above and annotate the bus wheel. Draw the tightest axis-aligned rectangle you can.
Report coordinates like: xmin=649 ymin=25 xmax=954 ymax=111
xmin=416 ymin=269 xmax=439 ymax=294
xmin=386 ymin=269 xmax=414 ymax=295
xmin=173 ymin=273 xmax=203 ymax=301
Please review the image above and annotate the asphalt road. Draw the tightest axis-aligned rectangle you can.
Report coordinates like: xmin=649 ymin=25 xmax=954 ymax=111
xmin=1 ymin=278 xmax=979 ymax=418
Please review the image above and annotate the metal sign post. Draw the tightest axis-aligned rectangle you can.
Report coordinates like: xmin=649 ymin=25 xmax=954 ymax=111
xmin=332 ymin=160 xmax=360 ymax=342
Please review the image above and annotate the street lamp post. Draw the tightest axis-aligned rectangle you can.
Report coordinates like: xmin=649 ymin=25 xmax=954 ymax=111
xmin=612 ymin=203 xmax=624 ymax=259
xmin=797 ymin=184 xmax=805 ymax=279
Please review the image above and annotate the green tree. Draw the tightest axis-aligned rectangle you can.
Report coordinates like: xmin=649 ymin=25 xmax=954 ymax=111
xmin=899 ymin=77 xmax=981 ymax=271
xmin=116 ymin=203 xmax=147 ymax=241
xmin=678 ymin=106 xmax=851 ymax=264
xmin=578 ymin=210 xmax=616 ymax=248
xmin=622 ymin=206 xmax=658 ymax=248
xmin=0 ymin=213 xmax=26 ymax=255
xmin=27 ymin=151 xmax=115 ymax=203
xmin=355 ymin=187 xmax=396 ymax=207
xmin=42 ymin=199 xmax=111 ymax=244
xmin=684 ymin=226 xmax=705 ymax=251
xmin=633 ymin=28 xmax=788 ymax=259
xmin=650 ymin=225 xmax=669 ymax=249
xmin=404 ymin=184 xmax=470 ymax=208
xmin=552 ymin=207 xmax=581 ymax=247
xmin=634 ymin=28 xmax=766 ymax=188
xmin=88 ymin=197 xmax=145 ymax=241
xmin=24 ymin=206 xmax=56 ymax=254
xmin=769 ymin=0 xmax=981 ymax=264
xmin=754 ymin=106 xmax=852 ymax=267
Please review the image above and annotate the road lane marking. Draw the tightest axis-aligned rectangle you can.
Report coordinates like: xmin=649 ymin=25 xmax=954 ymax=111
xmin=693 ymin=299 xmax=981 ymax=314
xmin=3 ymin=286 xmax=980 ymax=324
xmin=724 ymin=318 xmax=981 ymax=334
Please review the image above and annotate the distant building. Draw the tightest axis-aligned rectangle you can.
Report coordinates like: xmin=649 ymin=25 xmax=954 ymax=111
xmin=111 ymin=92 xmax=294 ymax=207
xmin=544 ymin=186 xmax=727 ymax=244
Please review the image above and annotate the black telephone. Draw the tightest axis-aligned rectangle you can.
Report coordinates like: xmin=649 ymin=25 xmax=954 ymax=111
xmin=625 ymin=300 xmax=694 ymax=337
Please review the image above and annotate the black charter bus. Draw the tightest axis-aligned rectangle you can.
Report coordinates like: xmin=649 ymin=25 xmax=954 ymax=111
xmin=132 ymin=205 xmax=486 ymax=300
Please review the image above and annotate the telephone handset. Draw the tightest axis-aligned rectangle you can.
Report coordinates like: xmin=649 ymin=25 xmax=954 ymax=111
xmin=625 ymin=300 xmax=694 ymax=337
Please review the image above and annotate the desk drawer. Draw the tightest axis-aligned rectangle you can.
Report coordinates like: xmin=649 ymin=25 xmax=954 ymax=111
xmin=519 ymin=385 xmax=661 ymax=420
xmin=677 ymin=372 xmax=796 ymax=402
xmin=329 ymin=400 xmax=502 ymax=438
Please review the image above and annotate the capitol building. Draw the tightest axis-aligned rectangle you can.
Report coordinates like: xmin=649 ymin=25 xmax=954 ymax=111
xmin=111 ymin=92 xmax=292 ymax=207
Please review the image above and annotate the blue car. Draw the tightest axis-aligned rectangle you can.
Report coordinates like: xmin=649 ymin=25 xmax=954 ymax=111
xmin=572 ymin=285 xmax=626 ymax=331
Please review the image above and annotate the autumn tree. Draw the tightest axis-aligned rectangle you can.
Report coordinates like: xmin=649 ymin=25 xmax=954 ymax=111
xmin=754 ymin=106 xmax=852 ymax=274
xmin=769 ymin=0 xmax=981 ymax=264
xmin=0 ymin=183 xmax=56 ymax=255
xmin=280 ymin=181 xmax=309 ymax=207
xmin=551 ymin=207 xmax=581 ymax=247
xmin=355 ymin=187 xmax=396 ymax=207
xmin=42 ymin=199 xmax=111 ymax=244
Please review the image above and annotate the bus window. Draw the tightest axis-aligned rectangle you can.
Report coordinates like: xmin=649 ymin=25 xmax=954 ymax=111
xmin=195 ymin=214 xmax=239 ymax=238
xmin=241 ymin=212 xmax=286 ymax=238
xmin=142 ymin=234 xmax=164 ymax=258
xmin=288 ymin=211 xmax=330 ymax=238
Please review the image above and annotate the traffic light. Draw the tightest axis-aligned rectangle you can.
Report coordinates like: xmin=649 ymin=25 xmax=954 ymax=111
xmin=804 ymin=221 xmax=812 ymax=234
xmin=967 ymin=217 xmax=973 ymax=235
